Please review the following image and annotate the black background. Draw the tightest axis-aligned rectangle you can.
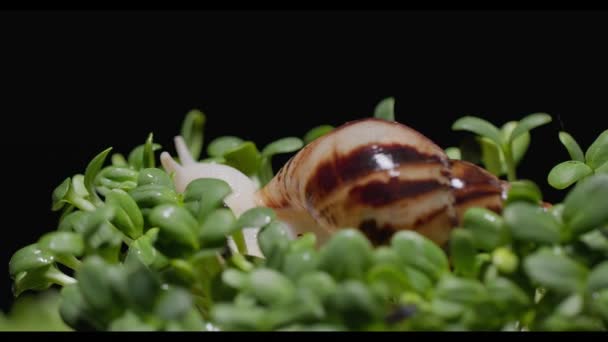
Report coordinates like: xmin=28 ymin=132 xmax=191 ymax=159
xmin=1 ymin=10 xmax=607 ymax=311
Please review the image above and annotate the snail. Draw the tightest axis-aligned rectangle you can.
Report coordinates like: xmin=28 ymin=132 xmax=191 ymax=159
xmin=161 ymin=118 xmax=508 ymax=255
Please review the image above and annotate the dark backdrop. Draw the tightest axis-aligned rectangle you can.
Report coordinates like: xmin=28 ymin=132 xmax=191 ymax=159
xmin=1 ymin=10 xmax=607 ymax=310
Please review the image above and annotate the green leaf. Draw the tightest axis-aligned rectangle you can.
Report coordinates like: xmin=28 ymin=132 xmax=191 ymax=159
xmin=373 ymin=97 xmax=395 ymax=121
xmin=59 ymin=284 xmax=104 ymax=331
xmin=127 ymin=144 xmax=161 ymax=171
xmin=462 ymin=207 xmax=508 ymax=251
xmin=84 ymin=147 xmax=113 ymax=206
xmin=237 ymin=207 xmax=276 ymax=229
xmin=504 ymin=202 xmax=562 ymax=244
xmin=183 ymin=178 xmax=232 ymax=223
xmin=548 ymin=161 xmax=593 ymax=190
xmin=222 ymin=269 xmax=248 ymax=289
xmin=452 ymin=116 xmax=503 ymax=147
xmin=450 ymin=229 xmax=477 ymax=278
xmin=257 ymin=221 xmax=291 ymax=269
xmin=207 ymin=136 xmax=244 ymax=158
xmin=95 ymin=166 xmax=139 ymax=193
xmin=390 ymin=231 xmax=449 ymax=282
xmin=542 ymin=312 xmax=605 ymax=331
xmin=491 ymin=247 xmax=519 ymax=274
xmin=143 ymin=133 xmax=155 ymax=169
xmin=563 ymin=174 xmax=608 ymax=236
xmin=105 ymin=189 xmax=144 ymax=239
xmin=304 ymin=125 xmax=334 ymax=144
xmin=435 ymin=276 xmax=487 ymax=305
xmin=125 ymin=258 xmax=162 ymax=312
xmin=288 ymin=232 xmax=316 ymax=254
xmin=9 ymin=244 xmax=55 ymax=277
xmin=126 ymin=228 xmax=161 ymax=267
xmin=523 ymin=249 xmax=589 ymax=294
xmin=199 ymin=208 xmax=237 ymax=247
xmin=12 ymin=267 xmax=54 ymax=297
xmin=111 ymin=153 xmax=128 ymax=167
xmin=486 ymin=277 xmax=530 ymax=311
xmin=0 ymin=290 xmax=71 ymax=331
xmin=129 ymin=184 xmax=179 ymax=209
xmin=155 ymin=287 xmax=193 ymax=321
xmin=445 ymin=147 xmax=461 ymax=160
xmin=477 ymin=137 xmax=503 ymax=176
xmin=297 ymin=272 xmax=337 ymax=301
xmin=246 ymin=268 xmax=296 ymax=306
xmin=372 ymin=246 xmax=400 ymax=266
xmin=51 ymin=178 xmax=71 ymax=211
xmin=181 ymin=109 xmax=205 ymax=161
xmin=556 ymin=293 xmax=584 ymax=317
xmin=585 ymin=129 xmax=608 ymax=169
xmin=72 ymin=205 xmax=115 ymax=238
xmin=508 ymin=113 xmax=552 ymax=143
xmin=587 ymin=261 xmax=608 ymax=293
xmin=282 ymin=249 xmax=319 ymax=281
xmin=109 ymin=310 xmax=156 ymax=331
xmin=366 ymin=264 xmax=410 ymax=297
xmin=558 ymin=131 xmax=585 ymax=162
xmin=318 ymin=229 xmax=373 ymax=281
xmin=261 ymin=137 xmax=304 ymax=157
xmin=502 ymin=121 xmax=531 ymax=165
xmin=223 ymin=142 xmax=261 ymax=175
xmin=137 ymin=168 xmax=174 ymax=188
xmin=592 ymin=289 xmax=608 ymax=322
xmin=38 ymin=232 xmax=84 ymax=257
xmin=76 ymin=256 xmax=124 ymax=319
xmin=211 ymin=304 xmax=265 ymax=331
xmin=596 ymin=160 xmax=608 ymax=174
xmin=148 ymin=204 xmax=199 ymax=257
xmin=580 ymin=230 xmax=608 ymax=254
xmin=403 ymin=266 xmax=433 ymax=297
xmin=505 ymin=180 xmax=543 ymax=204
xmin=326 ymin=280 xmax=383 ymax=328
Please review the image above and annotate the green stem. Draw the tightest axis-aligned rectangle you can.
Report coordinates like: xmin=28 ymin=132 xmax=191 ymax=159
xmin=231 ymin=253 xmax=254 ymax=272
xmin=70 ymin=195 xmax=97 ymax=212
xmin=55 ymin=254 xmax=82 ymax=270
xmin=258 ymin=157 xmax=274 ymax=186
xmin=503 ymin=144 xmax=517 ymax=182
xmin=45 ymin=267 xmax=77 ymax=286
xmin=232 ymin=230 xmax=248 ymax=255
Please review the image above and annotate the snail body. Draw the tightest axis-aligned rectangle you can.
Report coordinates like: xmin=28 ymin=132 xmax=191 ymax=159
xmin=161 ymin=118 xmax=507 ymax=252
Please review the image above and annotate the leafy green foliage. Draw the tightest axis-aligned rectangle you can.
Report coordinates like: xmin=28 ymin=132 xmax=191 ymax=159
xmin=6 ymin=105 xmax=608 ymax=331
xmin=451 ymin=113 xmax=552 ymax=181
xmin=549 ymin=129 xmax=608 ymax=189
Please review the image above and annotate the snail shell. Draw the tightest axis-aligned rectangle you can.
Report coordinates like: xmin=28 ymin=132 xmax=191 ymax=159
xmin=256 ymin=118 xmax=507 ymax=246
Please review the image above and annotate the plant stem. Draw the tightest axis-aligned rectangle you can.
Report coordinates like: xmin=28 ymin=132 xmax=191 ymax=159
xmin=70 ymin=196 xmax=97 ymax=212
xmin=45 ymin=267 xmax=77 ymax=286
xmin=232 ymin=230 xmax=248 ymax=255
xmin=56 ymin=254 xmax=82 ymax=270
xmin=504 ymin=144 xmax=517 ymax=182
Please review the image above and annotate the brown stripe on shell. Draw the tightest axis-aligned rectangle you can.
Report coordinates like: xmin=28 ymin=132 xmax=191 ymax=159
xmin=412 ymin=205 xmax=450 ymax=228
xmin=450 ymin=159 xmax=504 ymax=206
xmin=306 ymin=143 xmax=445 ymax=201
xmin=359 ymin=219 xmax=395 ymax=246
xmin=358 ymin=205 xmax=452 ymax=246
xmin=348 ymin=178 xmax=447 ymax=207
xmin=454 ymin=188 xmax=503 ymax=205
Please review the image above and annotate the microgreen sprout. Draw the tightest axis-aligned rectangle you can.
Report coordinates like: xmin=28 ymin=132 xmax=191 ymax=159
xmin=548 ymin=130 xmax=608 ymax=189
